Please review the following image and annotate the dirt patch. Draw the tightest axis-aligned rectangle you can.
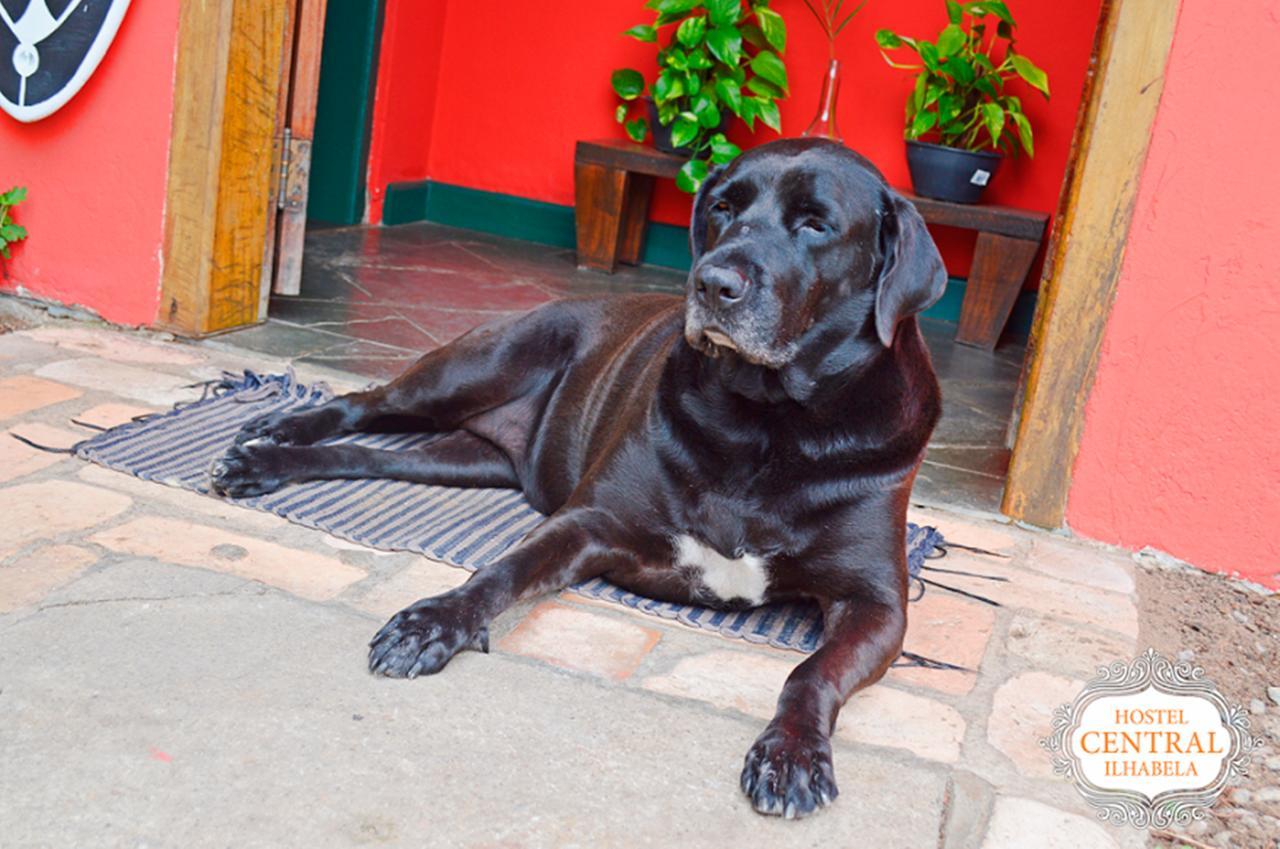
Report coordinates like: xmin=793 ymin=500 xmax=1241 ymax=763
xmin=1139 ymin=563 xmax=1280 ymax=849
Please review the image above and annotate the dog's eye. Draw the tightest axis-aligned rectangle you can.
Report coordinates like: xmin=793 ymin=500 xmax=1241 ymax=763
xmin=800 ymin=219 xmax=829 ymax=234
xmin=711 ymin=200 xmax=732 ymax=215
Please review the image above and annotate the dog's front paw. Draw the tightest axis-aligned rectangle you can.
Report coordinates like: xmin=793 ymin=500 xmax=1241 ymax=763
xmin=233 ymin=408 xmax=333 ymax=448
xmin=741 ymin=722 xmax=838 ymax=819
xmin=232 ymin=411 xmax=291 ymax=447
xmin=209 ymin=442 xmax=290 ymax=498
xmin=368 ymin=595 xmax=490 ymax=679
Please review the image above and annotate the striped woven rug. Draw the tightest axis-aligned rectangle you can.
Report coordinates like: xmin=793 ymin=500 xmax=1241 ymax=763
xmin=73 ymin=371 xmax=946 ymax=655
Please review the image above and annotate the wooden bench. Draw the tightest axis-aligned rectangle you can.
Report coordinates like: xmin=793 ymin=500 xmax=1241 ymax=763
xmin=573 ymin=139 xmax=1049 ymax=350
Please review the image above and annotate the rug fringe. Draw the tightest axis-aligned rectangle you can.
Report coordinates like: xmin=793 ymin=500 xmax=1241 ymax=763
xmin=919 ymin=577 xmax=1002 ymax=607
xmin=69 ymin=419 xmax=108 ymax=432
xmin=939 ymin=541 xmax=1012 ymax=559
xmin=895 ymin=650 xmax=969 ymax=671
xmin=921 ymin=564 xmax=1009 ymax=582
xmin=9 ymin=432 xmax=74 ymax=454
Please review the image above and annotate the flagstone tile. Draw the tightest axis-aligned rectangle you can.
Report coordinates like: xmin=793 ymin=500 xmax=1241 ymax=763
xmin=981 ymin=796 xmax=1130 ymax=849
xmin=0 ymin=375 xmax=82 ymax=420
xmin=34 ymin=359 xmax=196 ymax=407
xmin=349 ymin=560 xmax=470 ymax=620
xmin=1021 ymin=537 xmax=1136 ymax=595
xmin=19 ymin=326 xmax=205 ymax=366
xmin=889 ymin=591 xmax=995 ymax=695
xmin=1006 ymin=614 xmax=1137 ymax=678
xmin=74 ymin=402 xmax=158 ymax=429
xmin=928 ymin=550 xmax=1139 ymax=640
xmin=641 ymin=648 xmax=790 ymax=718
xmin=499 ymin=601 xmax=661 ymax=681
xmin=0 ymin=480 xmax=133 ymax=552
xmin=0 ymin=544 xmax=99 ymax=613
xmin=88 ymin=516 xmax=365 ymax=602
xmin=640 ymin=648 xmax=965 ymax=763
xmin=835 ymin=685 xmax=966 ymax=763
xmin=986 ymin=671 xmax=1084 ymax=778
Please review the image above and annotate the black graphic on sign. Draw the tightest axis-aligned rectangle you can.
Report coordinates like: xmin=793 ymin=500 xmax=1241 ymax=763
xmin=0 ymin=0 xmax=131 ymax=122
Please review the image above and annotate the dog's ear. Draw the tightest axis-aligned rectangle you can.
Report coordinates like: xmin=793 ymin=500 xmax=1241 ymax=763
xmin=873 ymin=192 xmax=947 ymax=347
xmin=688 ymin=164 xmax=727 ymax=262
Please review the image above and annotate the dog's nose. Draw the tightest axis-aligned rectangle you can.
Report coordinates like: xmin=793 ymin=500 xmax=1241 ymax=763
xmin=695 ymin=265 xmax=748 ymax=307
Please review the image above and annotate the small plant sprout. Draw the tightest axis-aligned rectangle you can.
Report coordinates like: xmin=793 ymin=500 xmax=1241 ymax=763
xmin=0 ymin=186 xmax=28 ymax=277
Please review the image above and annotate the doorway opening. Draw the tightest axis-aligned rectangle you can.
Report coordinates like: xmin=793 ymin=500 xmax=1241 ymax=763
xmin=195 ymin=0 xmax=1175 ymax=522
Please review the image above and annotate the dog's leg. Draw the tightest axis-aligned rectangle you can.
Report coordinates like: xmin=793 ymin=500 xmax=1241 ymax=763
xmin=233 ymin=313 xmax=571 ymax=448
xmin=368 ymin=508 xmax=625 ymax=678
xmin=740 ymin=591 xmax=906 ymax=819
xmin=210 ymin=431 xmax=517 ymax=498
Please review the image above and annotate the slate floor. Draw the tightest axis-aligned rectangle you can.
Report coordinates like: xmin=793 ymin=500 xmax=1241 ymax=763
xmin=218 ymin=222 xmax=1025 ymax=514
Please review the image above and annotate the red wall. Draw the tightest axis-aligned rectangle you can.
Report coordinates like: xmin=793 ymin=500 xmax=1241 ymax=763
xmin=0 ymin=3 xmax=179 ymax=326
xmin=365 ymin=0 xmax=448 ymax=224
xmin=1067 ymin=0 xmax=1280 ymax=588
xmin=368 ymin=0 xmax=1103 ymax=285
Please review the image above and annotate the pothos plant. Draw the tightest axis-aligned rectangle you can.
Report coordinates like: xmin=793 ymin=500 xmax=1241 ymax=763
xmin=611 ymin=0 xmax=789 ymax=193
xmin=0 ymin=186 xmax=27 ymax=277
xmin=875 ymin=0 xmax=1049 ymax=155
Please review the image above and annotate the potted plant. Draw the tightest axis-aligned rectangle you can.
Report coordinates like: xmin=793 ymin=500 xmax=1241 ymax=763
xmin=611 ymin=0 xmax=790 ymax=193
xmin=876 ymin=0 xmax=1049 ymax=203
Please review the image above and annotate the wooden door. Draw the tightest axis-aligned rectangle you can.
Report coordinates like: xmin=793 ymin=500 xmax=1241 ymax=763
xmin=265 ymin=0 xmax=329 ymax=300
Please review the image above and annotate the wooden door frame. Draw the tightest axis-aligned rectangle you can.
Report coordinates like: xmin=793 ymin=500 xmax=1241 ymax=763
xmin=158 ymin=0 xmax=298 ymax=337
xmin=1001 ymin=0 xmax=1181 ymax=528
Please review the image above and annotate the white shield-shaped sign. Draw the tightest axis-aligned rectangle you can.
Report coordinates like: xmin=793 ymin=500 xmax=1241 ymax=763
xmin=0 ymin=0 xmax=131 ymax=123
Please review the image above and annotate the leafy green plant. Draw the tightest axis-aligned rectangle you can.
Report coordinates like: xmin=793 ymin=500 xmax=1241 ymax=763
xmin=0 ymin=186 xmax=27 ymax=275
xmin=875 ymin=1 xmax=1049 ymax=155
xmin=611 ymin=0 xmax=790 ymax=192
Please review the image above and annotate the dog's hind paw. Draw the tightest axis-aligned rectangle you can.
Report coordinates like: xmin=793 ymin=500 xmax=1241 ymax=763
xmin=208 ymin=442 xmax=289 ymax=498
xmin=368 ymin=594 xmax=489 ymax=679
xmin=740 ymin=722 xmax=838 ymax=819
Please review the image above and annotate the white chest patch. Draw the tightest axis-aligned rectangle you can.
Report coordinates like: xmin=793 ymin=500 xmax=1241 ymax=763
xmin=674 ymin=535 xmax=769 ymax=605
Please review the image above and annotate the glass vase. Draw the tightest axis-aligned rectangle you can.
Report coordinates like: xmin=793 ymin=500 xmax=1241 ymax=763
xmin=802 ymin=58 xmax=843 ymax=143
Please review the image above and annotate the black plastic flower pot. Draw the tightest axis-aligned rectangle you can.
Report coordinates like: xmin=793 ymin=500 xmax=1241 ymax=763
xmin=645 ymin=98 xmax=727 ymax=157
xmin=905 ymin=140 xmax=1003 ymax=204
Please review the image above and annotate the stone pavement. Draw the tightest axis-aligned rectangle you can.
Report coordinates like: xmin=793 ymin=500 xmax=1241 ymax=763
xmin=0 ymin=322 xmax=1150 ymax=848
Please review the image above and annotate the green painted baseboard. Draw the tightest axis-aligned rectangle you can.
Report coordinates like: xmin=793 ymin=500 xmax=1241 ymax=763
xmin=923 ymin=277 xmax=1038 ymax=339
xmin=382 ymin=180 xmax=1036 ymax=337
xmin=384 ymin=179 xmax=694 ymax=271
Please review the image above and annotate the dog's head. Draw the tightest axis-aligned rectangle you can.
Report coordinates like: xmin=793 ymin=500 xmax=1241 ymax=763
xmin=684 ymin=139 xmax=946 ymax=398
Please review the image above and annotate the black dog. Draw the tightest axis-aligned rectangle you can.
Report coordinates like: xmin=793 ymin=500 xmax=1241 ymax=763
xmin=211 ymin=138 xmax=946 ymax=819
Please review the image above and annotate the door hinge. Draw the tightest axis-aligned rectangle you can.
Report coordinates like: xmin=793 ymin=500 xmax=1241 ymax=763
xmin=276 ymin=127 xmax=312 ymax=211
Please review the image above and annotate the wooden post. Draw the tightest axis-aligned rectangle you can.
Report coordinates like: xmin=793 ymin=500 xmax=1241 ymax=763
xmin=574 ymin=163 xmax=630 ymax=272
xmin=1002 ymin=0 xmax=1181 ymax=527
xmin=954 ymin=232 xmax=1041 ymax=350
xmin=158 ymin=0 xmax=295 ymax=336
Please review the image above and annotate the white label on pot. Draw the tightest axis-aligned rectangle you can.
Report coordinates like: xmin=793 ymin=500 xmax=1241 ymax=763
xmin=970 ymin=169 xmax=991 ymax=186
